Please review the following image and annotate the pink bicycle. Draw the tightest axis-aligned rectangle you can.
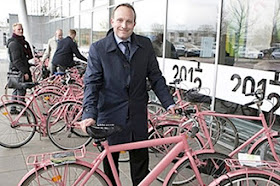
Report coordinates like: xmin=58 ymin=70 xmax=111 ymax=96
xmin=195 ymin=89 xmax=280 ymax=162
xmin=18 ymin=124 xmax=280 ymax=185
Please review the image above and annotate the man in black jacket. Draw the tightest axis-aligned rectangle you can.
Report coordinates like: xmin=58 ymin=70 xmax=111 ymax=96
xmin=51 ymin=29 xmax=87 ymax=74
xmin=7 ymin=23 xmax=33 ymax=114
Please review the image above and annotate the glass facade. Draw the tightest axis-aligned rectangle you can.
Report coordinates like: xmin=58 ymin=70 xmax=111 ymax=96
xmin=22 ymin=0 xmax=280 ymax=116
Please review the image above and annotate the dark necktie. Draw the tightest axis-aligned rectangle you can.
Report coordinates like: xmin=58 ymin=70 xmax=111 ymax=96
xmin=121 ymin=41 xmax=130 ymax=61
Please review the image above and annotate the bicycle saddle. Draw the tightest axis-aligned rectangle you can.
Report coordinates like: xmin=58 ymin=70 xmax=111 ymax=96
xmin=86 ymin=124 xmax=122 ymax=139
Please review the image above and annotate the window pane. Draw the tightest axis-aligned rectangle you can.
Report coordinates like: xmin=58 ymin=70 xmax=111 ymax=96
xmin=70 ymin=0 xmax=79 ymax=16
xmin=92 ymin=8 xmax=109 ymax=42
xmin=223 ymin=0 xmax=280 ymax=71
xmin=81 ymin=0 xmax=92 ymax=11
xmin=133 ymin=0 xmax=165 ymax=57
xmin=62 ymin=0 xmax=70 ymax=17
xmin=167 ymin=0 xmax=219 ymax=61
xmin=80 ymin=12 xmax=92 ymax=48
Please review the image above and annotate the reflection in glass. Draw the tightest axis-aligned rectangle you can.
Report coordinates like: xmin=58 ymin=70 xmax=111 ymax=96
xmin=222 ymin=0 xmax=280 ymax=71
xmin=152 ymin=33 xmax=179 ymax=59
xmin=167 ymin=0 xmax=219 ymax=62
xmin=92 ymin=8 xmax=109 ymax=43
xmin=133 ymin=0 xmax=165 ymax=56
xmin=80 ymin=12 xmax=92 ymax=47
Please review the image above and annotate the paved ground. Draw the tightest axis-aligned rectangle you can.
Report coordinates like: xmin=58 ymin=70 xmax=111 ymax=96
xmin=0 ymin=46 xmax=163 ymax=185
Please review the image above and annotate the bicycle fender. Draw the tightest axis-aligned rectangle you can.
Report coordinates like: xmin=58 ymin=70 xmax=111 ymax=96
xmin=18 ymin=160 xmax=109 ymax=186
xmin=248 ymin=131 xmax=280 ymax=154
xmin=208 ymin=168 xmax=280 ymax=186
xmin=162 ymin=150 xmax=217 ymax=185
xmin=48 ymin=99 xmax=83 ymax=113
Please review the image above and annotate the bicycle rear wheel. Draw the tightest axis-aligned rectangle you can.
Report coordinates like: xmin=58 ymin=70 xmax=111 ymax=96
xmin=252 ymin=135 xmax=280 ymax=162
xmin=20 ymin=162 xmax=109 ymax=186
xmin=167 ymin=152 xmax=229 ymax=185
xmin=148 ymin=123 xmax=203 ymax=184
xmin=0 ymin=102 xmax=36 ymax=148
xmin=34 ymin=91 xmax=62 ymax=116
xmin=47 ymin=101 xmax=92 ymax=150
xmin=214 ymin=117 xmax=239 ymax=152
xmin=219 ymin=172 xmax=280 ymax=185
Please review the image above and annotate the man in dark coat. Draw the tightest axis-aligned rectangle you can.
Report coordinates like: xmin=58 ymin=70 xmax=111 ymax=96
xmin=51 ymin=29 xmax=87 ymax=74
xmin=80 ymin=3 xmax=175 ymax=186
xmin=7 ymin=23 xmax=33 ymax=114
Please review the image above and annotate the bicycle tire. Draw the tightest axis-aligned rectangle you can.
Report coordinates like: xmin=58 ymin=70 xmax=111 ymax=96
xmin=251 ymin=135 xmax=280 ymax=162
xmin=20 ymin=162 xmax=109 ymax=186
xmin=148 ymin=123 xmax=203 ymax=184
xmin=34 ymin=91 xmax=62 ymax=116
xmin=31 ymin=64 xmax=43 ymax=82
xmin=47 ymin=100 xmax=92 ymax=150
xmin=167 ymin=152 xmax=229 ymax=185
xmin=193 ymin=105 xmax=221 ymax=147
xmin=241 ymin=105 xmax=258 ymax=116
xmin=220 ymin=100 xmax=239 ymax=114
xmin=219 ymin=172 xmax=280 ymax=185
xmin=214 ymin=117 xmax=239 ymax=151
xmin=0 ymin=102 xmax=36 ymax=148
xmin=147 ymin=102 xmax=166 ymax=117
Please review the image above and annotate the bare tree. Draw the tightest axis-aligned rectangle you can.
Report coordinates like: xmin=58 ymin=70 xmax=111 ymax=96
xmin=270 ymin=0 xmax=280 ymax=47
xmin=224 ymin=0 xmax=257 ymax=60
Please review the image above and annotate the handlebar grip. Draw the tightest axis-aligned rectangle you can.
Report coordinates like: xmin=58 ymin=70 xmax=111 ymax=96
xmin=244 ymin=101 xmax=255 ymax=107
xmin=245 ymin=92 xmax=254 ymax=96
xmin=169 ymin=78 xmax=183 ymax=85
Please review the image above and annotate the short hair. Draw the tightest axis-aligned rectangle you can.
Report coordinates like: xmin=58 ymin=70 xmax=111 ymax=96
xmin=69 ymin=29 xmax=76 ymax=36
xmin=12 ymin=22 xmax=22 ymax=30
xmin=56 ymin=29 xmax=63 ymax=33
xmin=112 ymin=3 xmax=136 ymax=22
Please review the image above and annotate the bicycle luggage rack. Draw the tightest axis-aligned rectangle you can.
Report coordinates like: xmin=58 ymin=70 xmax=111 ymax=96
xmin=225 ymin=158 xmax=280 ymax=170
xmin=25 ymin=145 xmax=97 ymax=167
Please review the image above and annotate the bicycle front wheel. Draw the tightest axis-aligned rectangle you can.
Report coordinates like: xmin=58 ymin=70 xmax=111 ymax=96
xmin=219 ymin=172 xmax=280 ymax=186
xmin=20 ymin=162 xmax=109 ymax=186
xmin=0 ymin=102 xmax=36 ymax=148
xmin=47 ymin=101 xmax=92 ymax=150
xmin=148 ymin=123 xmax=203 ymax=184
xmin=167 ymin=152 xmax=229 ymax=185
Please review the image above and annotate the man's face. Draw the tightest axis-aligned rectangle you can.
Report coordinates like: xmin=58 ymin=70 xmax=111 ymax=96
xmin=13 ymin=25 xmax=23 ymax=36
xmin=56 ymin=30 xmax=63 ymax=40
xmin=111 ymin=6 xmax=136 ymax=40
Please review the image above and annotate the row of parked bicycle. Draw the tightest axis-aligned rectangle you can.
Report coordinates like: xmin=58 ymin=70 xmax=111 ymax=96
xmin=0 ymin=58 xmax=280 ymax=185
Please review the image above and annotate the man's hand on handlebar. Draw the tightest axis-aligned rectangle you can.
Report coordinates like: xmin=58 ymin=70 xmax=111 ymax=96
xmin=77 ymin=118 xmax=96 ymax=134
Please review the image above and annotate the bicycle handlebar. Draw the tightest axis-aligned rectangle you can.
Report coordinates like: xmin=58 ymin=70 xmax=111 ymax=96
xmin=244 ymin=89 xmax=264 ymax=106
xmin=169 ymin=78 xmax=183 ymax=85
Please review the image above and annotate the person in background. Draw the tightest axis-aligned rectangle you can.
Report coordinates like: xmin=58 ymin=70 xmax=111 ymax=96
xmin=79 ymin=3 xmax=175 ymax=186
xmin=7 ymin=22 xmax=33 ymax=114
xmin=152 ymin=33 xmax=179 ymax=59
xmin=41 ymin=29 xmax=63 ymax=75
xmin=51 ymin=29 xmax=87 ymax=74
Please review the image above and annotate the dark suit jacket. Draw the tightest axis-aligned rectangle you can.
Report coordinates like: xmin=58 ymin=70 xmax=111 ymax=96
xmin=82 ymin=32 xmax=174 ymax=145
xmin=52 ymin=36 xmax=87 ymax=67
